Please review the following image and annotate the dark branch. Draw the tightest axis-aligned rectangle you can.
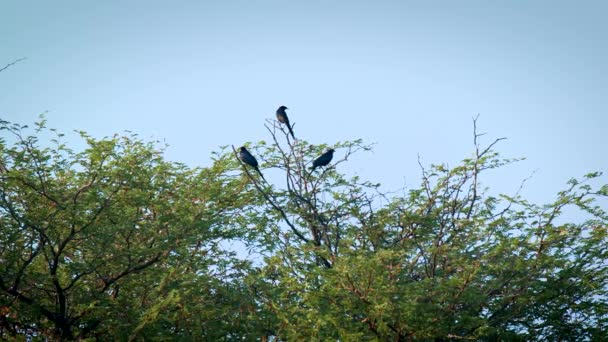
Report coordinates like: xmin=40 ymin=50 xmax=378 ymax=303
xmin=0 ymin=57 xmax=27 ymax=73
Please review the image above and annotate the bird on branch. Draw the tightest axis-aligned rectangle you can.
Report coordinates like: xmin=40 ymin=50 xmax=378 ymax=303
xmin=276 ymin=105 xmax=295 ymax=139
xmin=238 ymin=146 xmax=265 ymax=180
xmin=311 ymin=149 xmax=335 ymax=171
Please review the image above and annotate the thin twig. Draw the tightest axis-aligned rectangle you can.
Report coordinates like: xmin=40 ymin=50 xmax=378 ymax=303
xmin=0 ymin=57 xmax=27 ymax=73
xmin=231 ymin=145 xmax=309 ymax=244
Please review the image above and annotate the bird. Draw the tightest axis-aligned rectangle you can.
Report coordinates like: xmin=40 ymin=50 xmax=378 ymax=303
xmin=311 ymin=149 xmax=335 ymax=171
xmin=276 ymin=105 xmax=295 ymax=139
xmin=238 ymin=146 xmax=265 ymax=180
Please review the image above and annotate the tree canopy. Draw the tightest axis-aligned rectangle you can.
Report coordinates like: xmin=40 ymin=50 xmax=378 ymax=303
xmin=1 ymin=116 xmax=607 ymax=341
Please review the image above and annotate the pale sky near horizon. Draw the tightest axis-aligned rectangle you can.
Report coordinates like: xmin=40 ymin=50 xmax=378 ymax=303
xmin=2 ymin=1 xmax=607 ymax=208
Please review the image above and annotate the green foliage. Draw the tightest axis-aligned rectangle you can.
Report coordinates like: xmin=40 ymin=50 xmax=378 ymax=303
xmin=240 ymin=122 xmax=608 ymax=341
xmin=0 ymin=118 xmax=261 ymax=340
xmin=1 ymin=117 xmax=607 ymax=341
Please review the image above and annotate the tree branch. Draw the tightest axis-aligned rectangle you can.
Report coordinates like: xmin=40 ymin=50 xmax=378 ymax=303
xmin=0 ymin=57 xmax=27 ymax=73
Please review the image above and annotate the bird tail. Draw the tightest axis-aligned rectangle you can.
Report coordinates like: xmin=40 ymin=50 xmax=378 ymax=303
xmin=287 ymin=124 xmax=295 ymax=140
xmin=255 ymin=167 xmax=266 ymax=181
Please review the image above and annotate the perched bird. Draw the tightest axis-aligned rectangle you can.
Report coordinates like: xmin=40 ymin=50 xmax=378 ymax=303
xmin=311 ymin=149 xmax=335 ymax=171
xmin=238 ymin=146 xmax=265 ymax=180
xmin=276 ymin=105 xmax=295 ymax=139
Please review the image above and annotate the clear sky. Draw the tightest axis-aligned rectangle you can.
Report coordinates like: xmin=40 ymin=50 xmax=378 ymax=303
xmin=2 ymin=1 xmax=607 ymax=205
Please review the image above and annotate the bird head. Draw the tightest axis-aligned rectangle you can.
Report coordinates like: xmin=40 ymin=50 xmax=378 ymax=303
xmin=328 ymin=148 xmax=335 ymax=153
xmin=239 ymin=146 xmax=247 ymax=152
xmin=277 ymin=105 xmax=288 ymax=113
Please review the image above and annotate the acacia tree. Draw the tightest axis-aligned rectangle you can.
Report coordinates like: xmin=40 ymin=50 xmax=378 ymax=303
xmin=1 ymin=112 xmax=606 ymax=341
xmin=238 ymin=119 xmax=608 ymax=341
xmin=0 ymin=118 xmax=263 ymax=340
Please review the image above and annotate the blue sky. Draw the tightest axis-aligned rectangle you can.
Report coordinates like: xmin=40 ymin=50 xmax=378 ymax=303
xmin=2 ymin=1 xmax=607 ymax=205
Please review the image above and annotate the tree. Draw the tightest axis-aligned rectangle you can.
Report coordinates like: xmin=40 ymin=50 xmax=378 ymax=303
xmin=239 ymin=119 xmax=608 ymax=341
xmin=1 ymin=114 xmax=606 ymax=341
xmin=0 ymin=118 xmax=262 ymax=340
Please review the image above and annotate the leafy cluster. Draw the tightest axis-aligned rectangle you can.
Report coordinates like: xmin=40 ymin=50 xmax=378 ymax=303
xmin=0 ymin=117 xmax=606 ymax=341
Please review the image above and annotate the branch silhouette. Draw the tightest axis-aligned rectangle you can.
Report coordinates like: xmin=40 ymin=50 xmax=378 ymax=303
xmin=0 ymin=57 xmax=27 ymax=73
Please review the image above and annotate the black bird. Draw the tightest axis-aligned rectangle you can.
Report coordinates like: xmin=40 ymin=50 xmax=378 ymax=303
xmin=238 ymin=146 xmax=265 ymax=180
xmin=311 ymin=149 xmax=335 ymax=171
xmin=276 ymin=105 xmax=295 ymax=139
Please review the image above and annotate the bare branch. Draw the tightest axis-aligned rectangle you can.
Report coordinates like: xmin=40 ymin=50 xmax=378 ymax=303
xmin=231 ymin=145 xmax=310 ymax=244
xmin=0 ymin=57 xmax=27 ymax=73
